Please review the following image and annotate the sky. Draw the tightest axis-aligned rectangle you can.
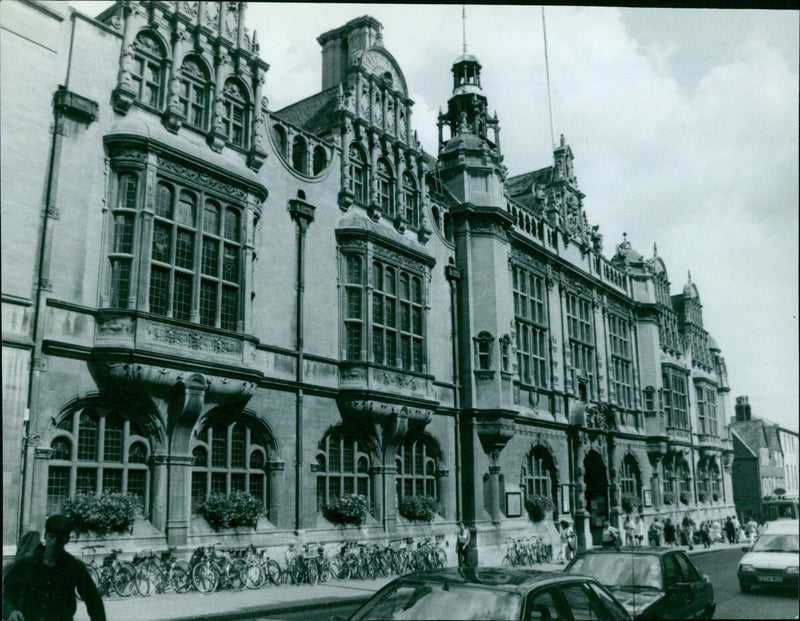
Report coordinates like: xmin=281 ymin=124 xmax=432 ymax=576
xmin=69 ymin=3 xmax=799 ymax=432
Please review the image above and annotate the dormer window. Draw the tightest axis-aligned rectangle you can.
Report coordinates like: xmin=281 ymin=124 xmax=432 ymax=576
xmin=475 ymin=332 xmax=494 ymax=370
xmin=401 ymin=172 xmax=418 ymax=227
xmin=131 ymin=31 xmax=166 ymax=108
xmin=179 ymin=56 xmax=210 ymax=130
xmin=221 ymin=79 xmax=249 ymax=148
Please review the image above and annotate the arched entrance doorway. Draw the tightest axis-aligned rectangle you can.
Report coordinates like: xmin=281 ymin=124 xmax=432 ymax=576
xmin=584 ymin=450 xmax=608 ymax=546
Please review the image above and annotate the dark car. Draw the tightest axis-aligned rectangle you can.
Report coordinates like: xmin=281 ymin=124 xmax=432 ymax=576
xmin=564 ymin=547 xmax=715 ymax=619
xmin=343 ymin=566 xmax=631 ymax=620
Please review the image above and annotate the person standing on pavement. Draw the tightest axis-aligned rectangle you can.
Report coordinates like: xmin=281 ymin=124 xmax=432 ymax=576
xmin=3 ymin=515 xmax=106 ymax=621
xmin=558 ymin=519 xmax=575 ymax=563
xmin=732 ymin=514 xmax=742 ymax=543
xmin=699 ymin=521 xmax=711 ymax=548
xmin=623 ymin=514 xmax=634 ymax=547
xmin=682 ymin=513 xmax=695 ymax=549
xmin=634 ymin=515 xmax=645 ymax=547
xmin=664 ymin=518 xmax=676 ymax=547
xmin=648 ymin=518 xmax=663 ymax=547
xmin=456 ymin=521 xmax=471 ymax=568
xmin=602 ymin=520 xmax=620 ymax=548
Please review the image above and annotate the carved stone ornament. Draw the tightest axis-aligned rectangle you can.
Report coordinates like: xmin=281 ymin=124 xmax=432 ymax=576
xmin=143 ymin=321 xmax=242 ymax=355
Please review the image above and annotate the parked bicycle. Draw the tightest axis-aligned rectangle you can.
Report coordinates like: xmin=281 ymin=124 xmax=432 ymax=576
xmin=133 ymin=547 xmax=191 ymax=596
xmin=80 ymin=545 xmax=137 ymax=597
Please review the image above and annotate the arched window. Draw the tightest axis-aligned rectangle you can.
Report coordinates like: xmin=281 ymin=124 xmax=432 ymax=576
xmin=678 ymin=460 xmax=691 ymax=501
xmin=312 ymin=146 xmax=327 ymax=175
xmin=150 ymin=186 xmax=196 ymax=321
xmin=221 ymin=79 xmax=249 ymax=148
xmin=662 ymin=454 xmax=675 ymax=499
xmin=109 ymin=173 xmax=138 ymax=308
xmin=131 ymin=31 xmax=166 ymax=108
xmin=191 ymin=419 xmax=270 ymax=515
xmin=271 ymin=125 xmax=287 ymax=158
xmin=349 ymin=144 xmax=368 ymax=204
xmin=709 ymin=461 xmax=721 ymax=500
xmin=179 ymin=55 xmax=210 ymax=129
xmin=46 ymin=408 xmax=150 ymax=516
xmin=523 ymin=445 xmax=557 ymax=510
xmin=620 ymin=454 xmax=641 ymax=503
xmin=292 ymin=135 xmax=308 ymax=173
xmin=401 ymin=173 xmax=419 ymax=227
xmin=396 ymin=436 xmax=438 ymax=502
xmin=376 ymin=159 xmax=395 ymax=217
xmin=315 ymin=428 xmax=371 ymax=511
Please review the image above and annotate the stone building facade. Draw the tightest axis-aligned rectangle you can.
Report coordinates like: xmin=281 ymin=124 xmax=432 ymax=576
xmin=1 ymin=1 xmax=736 ymax=561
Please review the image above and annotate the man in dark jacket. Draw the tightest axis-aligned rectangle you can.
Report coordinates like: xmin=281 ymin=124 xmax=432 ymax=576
xmin=3 ymin=515 xmax=105 ymax=621
xmin=724 ymin=516 xmax=736 ymax=543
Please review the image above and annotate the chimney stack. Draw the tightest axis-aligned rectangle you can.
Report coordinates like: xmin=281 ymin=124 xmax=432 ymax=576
xmin=735 ymin=395 xmax=751 ymax=421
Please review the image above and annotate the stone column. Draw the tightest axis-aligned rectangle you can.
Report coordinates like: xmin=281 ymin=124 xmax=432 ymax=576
xmin=149 ymin=453 xmax=169 ymax=532
xmin=267 ymin=459 xmax=285 ymax=528
xmin=166 ymin=454 xmax=194 ymax=546
xmin=435 ymin=468 xmax=450 ymax=519
xmin=163 ymin=29 xmax=186 ymax=133
xmin=487 ymin=463 xmax=502 ymax=525
xmin=370 ymin=465 xmax=385 ymax=526
xmin=383 ymin=464 xmax=399 ymax=533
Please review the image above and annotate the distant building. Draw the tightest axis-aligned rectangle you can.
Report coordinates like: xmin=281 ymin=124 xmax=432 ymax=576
xmin=2 ymin=1 xmax=736 ymax=561
xmin=730 ymin=396 xmax=797 ymax=521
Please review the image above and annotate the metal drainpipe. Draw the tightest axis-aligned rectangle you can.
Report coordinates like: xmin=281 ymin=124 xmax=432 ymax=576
xmin=289 ymin=196 xmax=315 ymax=533
xmin=446 ymin=264 xmax=462 ymax=521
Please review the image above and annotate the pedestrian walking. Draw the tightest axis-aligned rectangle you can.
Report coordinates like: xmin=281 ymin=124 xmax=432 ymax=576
xmin=664 ymin=518 xmax=676 ymax=547
xmin=699 ymin=521 xmax=711 ymax=548
xmin=682 ymin=513 xmax=695 ymax=550
xmin=456 ymin=521 xmax=471 ymax=568
xmin=724 ymin=516 xmax=735 ymax=543
xmin=559 ymin=519 xmax=576 ymax=563
xmin=745 ymin=518 xmax=757 ymax=543
xmin=602 ymin=520 xmax=620 ymax=549
xmin=3 ymin=515 xmax=105 ymax=621
xmin=648 ymin=518 xmax=663 ymax=547
xmin=732 ymin=515 xmax=741 ymax=543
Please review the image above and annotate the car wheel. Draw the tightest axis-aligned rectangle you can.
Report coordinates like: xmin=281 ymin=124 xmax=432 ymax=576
xmin=739 ymin=581 xmax=751 ymax=593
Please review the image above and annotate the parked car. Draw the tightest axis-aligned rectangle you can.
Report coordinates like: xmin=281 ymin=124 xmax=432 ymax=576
xmin=564 ymin=548 xmax=715 ymax=619
xmin=342 ymin=567 xmax=631 ymax=620
xmin=738 ymin=519 xmax=799 ymax=593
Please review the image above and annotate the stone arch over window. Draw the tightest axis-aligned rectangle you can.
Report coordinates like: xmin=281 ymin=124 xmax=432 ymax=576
xmin=312 ymin=145 xmax=327 ymax=175
xmin=292 ymin=135 xmax=308 ymax=174
xmin=396 ymin=432 xmax=441 ymax=502
xmin=315 ymin=425 xmax=372 ymax=512
xmin=46 ymin=402 xmax=157 ymax=518
xmin=221 ymin=78 xmax=250 ymax=148
xmin=522 ymin=444 xmax=557 ymax=513
xmin=348 ymin=143 xmax=368 ymax=204
xmin=131 ymin=30 xmax=167 ymax=108
xmin=190 ymin=410 xmax=277 ymax=517
xmin=179 ymin=54 xmax=211 ymax=129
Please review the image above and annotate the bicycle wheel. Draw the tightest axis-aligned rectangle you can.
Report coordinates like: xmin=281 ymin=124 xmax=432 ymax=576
xmin=288 ymin=557 xmax=303 ymax=585
xmin=263 ymin=559 xmax=282 ymax=585
xmin=306 ymin=559 xmax=319 ymax=586
xmin=501 ymin=554 xmax=514 ymax=568
xmin=192 ymin=562 xmax=219 ymax=594
xmin=317 ymin=558 xmax=331 ymax=583
xmin=330 ymin=555 xmax=349 ymax=580
xmin=435 ymin=547 xmax=447 ymax=568
xmin=345 ymin=553 xmax=361 ymax=580
xmin=227 ymin=559 xmax=247 ymax=591
xmin=134 ymin=561 xmax=156 ymax=597
xmin=170 ymin=560 xmax=192 ymax=593
xmin=244 ymin=561 xmax=265 ymax=589
xmin=113 ymin=562 xmax=137 ymax=597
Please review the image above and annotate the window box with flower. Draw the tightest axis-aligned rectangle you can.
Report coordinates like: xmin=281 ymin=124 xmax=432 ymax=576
xmin=663 ymin=491 xmax=675 ymax=506
xmin=323 ymin=493 xmax=368 ymax=526
xmin=679 ymin=491 xmax=691 ymax=505
xmin=398 ymin=495 xmax=441 ymax=522
xmin=525 ymin=494 xmax=555 ymax=522
xmin=197 ymin=491 xmax=263 ymax=532
xmin=698 ymin=492 xmax=708 ymax=503
xmin=61 ymin=492 xmax=142 ymax=537
xmin=621 ymin=492 xmax=640 ymax=515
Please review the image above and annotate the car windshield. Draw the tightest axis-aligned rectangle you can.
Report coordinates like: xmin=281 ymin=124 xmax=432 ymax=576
xmin=350 ymin=582 xmax=523 ymax=620
xmin=750 ymin=534 xmax=800 ymax=553
xmin=567 ymin=554 xmax=662 ymax=590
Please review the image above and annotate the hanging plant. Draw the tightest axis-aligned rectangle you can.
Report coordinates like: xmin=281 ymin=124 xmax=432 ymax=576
xmin=61 ymin=492 xmax=142 ymax=537
xmin=323 ymin=493 xmax=368 ymax=525
xmin=663 ymin=491 xmax=675 ymax=506
xmin=197 ymin=491 xmax=262 ymax=531
xmin=525 ymin=494 xmax=555 ymax=522
xmin=621 ymin=492 xmax=640 ymax=514
xmin=679 ymin=491 xmax=691 ymax=505
xmin=712 ymin=492 xmax=720 ymax=502
xmin=398 ymin=495 xmax=441 ymax=522
xmin=698 ymin=492 xmax=708 ymax=503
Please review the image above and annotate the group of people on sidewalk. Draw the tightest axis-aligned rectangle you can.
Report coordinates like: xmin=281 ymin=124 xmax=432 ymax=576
xmin=598 ymin=511 xmax=759 ymax=551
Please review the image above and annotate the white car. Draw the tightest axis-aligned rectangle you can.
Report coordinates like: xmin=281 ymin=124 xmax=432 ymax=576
xmin=737 ymin=520 xmax=799 ymax=593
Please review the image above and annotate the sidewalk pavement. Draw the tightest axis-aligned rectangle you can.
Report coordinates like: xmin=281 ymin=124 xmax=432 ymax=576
xmin=74 ymin=541 xmax=744 ymax=621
